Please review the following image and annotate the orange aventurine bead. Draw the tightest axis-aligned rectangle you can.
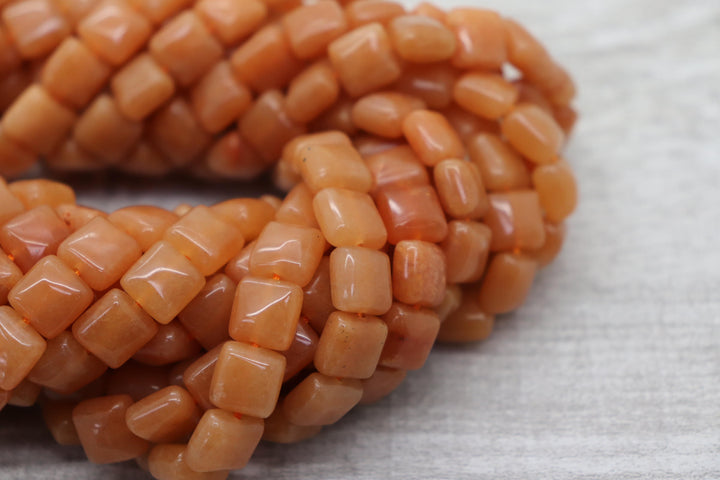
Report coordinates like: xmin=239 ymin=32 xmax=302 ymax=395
xmin=446 ymin=8 xmax=506 ymax=70
xmin=380 ymin=303 xmax=440 ymax=370
xmin=0 ymin=305 xmax=47 ymax=391
xmin=477 ymin=253 xmax=537 ymax=314
xmin=283 ymin=0 xmax=348 ymax=59
xmin=351 ymin=92 xmax=425 ymax=139
xmin=387 ymin=15 xmax=456 ymax=63
xmin=282 ymin=372 xmax=362 ymax=426
xmin=313 ymin=188 xmax=388 ymax=249
xmin=329 ymin=246 xmax=393 ymax=315
xmin=532 ymin=159 xmax=579 ymax=223
xmin=485 ymin=191 xmax=546 ymax=252
xmin=402 ymin=109 xmax=465 ymax=166
xmin=195 ymin=0 xmax=267 ymax=47
xmin=454 ymin=72 xmax=518 ymax=120
xmin=502 ymin=103 xmax=565 ymax=165
xmin=392 ymin=240 xmax=446 ymax=307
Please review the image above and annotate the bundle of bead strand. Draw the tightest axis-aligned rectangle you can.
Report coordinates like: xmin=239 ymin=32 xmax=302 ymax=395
xmin=0 ymin=0 xmax=578 ymax=478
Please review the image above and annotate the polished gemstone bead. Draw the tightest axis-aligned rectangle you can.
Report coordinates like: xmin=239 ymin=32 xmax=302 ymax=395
xmin=128 ymin=0 xmax=192 ymax=25
xmin=502 ymin=104 xmax=565 ymax=165
xmin=454 ymin=72 xmax=518 ymax=120
xmin=148 ymin=444 xmax=229 ymax=480
xmin=150 ymin=98 xmax=210 ymax=167
xmin=375 ymin=185 xmax=448 ymax=244
xmin=9 ymin=179 xmax=75 ymax=209
xmin=528 ymin=222 xmax=566 ymax=268
xmin=54 ymin=205 xmax=106 ymax=233
xmin=7 ymin=378 xmax=41 ymax=407
xmin=178 ymin=274 xmax=234 ymax=350
xmin=433 ymin=159 xmax=488 ymax=219
xmin=446 ymin=8 xmax=506 ymax=70
xmin=73 ymin=289 xmax=158 ymax=369
xmin=105 ymin=361 xmax=170 ymax=401
xmin=468 ymin=133 xmax=531 ymax=191
xmin=313 ymin=188 xmax=388 ymax=249
xmin=532 ymin=159 xmax=578 ymax=223
xmin=380 ymin=303 xmax=440 ymax=370
xmin=42 ymin=400 xmax=80 ymax=446
xmin=283 ymin=373 xmax=362 ymax=426
xmin=485 ymin=191 xmax=546 ymax=251
xmin=191 ymin=62 xmax=252 ymax=134
xmin=195 ymin=0 xmax=267 ymax=47
xmin=183 ymin=345 xmax=221 ymax=410
xmin=392 ymin=240 xmax=446 ymax=307
xmin=0 ymin=178 xmax=24 ymax=226
xmin=0 ymin=254 xmax=22 ymax=305
xmin=72 ymin=395 xmax=150 ymax=464
xmin=281 ymin=320 xmax=319 ymax=381
xmin=283 ymin=1 xmax=348 ymax=59
xmin=2 ymin=0 xmax=70 ymax=59
xmin=438 ymin=294 xmax=494 ymax=343
xmin=224 ymin=241 xmax=255 ymax=284
xmin=0 ymin=205 xmax=70 ymax=272
xmin=360 ymin=366 xmax=406 ymax=404
xmin=133 ymin=321 xmax=202 ymax=366
xmin=0 ymin=305 xmax=46 ymax=391
xmin=388 ymin=15 xmax=456 ymax=63
xmin=263 ymin=406 xmax=322 ymax=444
xmin=108 ymin=206 xmax=178 ymax=252
xmin=204 ymin=132 xmax=266 ymax=181
xmin=121 ymin=241 xmax=206 ymax=325
xmin=302 ymin=256 xmax=333 ymax=333
xmin=329 ymin=247 xmax=392 ymax=315
xmin=394 ymin=64 xmax=458 ymax=110
xmin=352 ymin=92 xmax=425 ymax=139
xmin=125 ymin=386 xmax=200 ymax=443
xmin=112 ymin=54 xmax=176 ymax=121
xmin=477 ymin=253 xmax=537 ymax=314
xmin=210 ymin=341 xmax=286 ymax=418
xmin=53 ymin=0 xmax=97 ymax=27
xmin=185 ymin=409 xmax=264 ymax=472
xmin=345 ymin=0 xmax=405 ymax=27
xmin=211 ymin=199 xmax=276 ymax=243
xmin=9 ymin=255 xmax=93 ymax=338
xmin=440 ymin=220 xmax=491 ymax=284
xmin=298 ymin=142 xmax=373 ymax=194
xmin=365 ymin=146 xmax=429 ymax=195
xmin=286 ymin=61 xmax=340 ymax=124
xmin=402 ymin=109 xmax=465 ymax=166
xmin=283 ymin=130 xmax=351 ymax=172
xmin=275 ymin=183 xmax=319 ymax=229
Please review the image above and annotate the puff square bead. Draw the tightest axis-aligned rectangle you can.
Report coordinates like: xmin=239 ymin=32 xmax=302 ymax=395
xmin=0 ymin=305 xmax=46 ymax=391
xmin=329 ymin=246 xmax=393 ymax=315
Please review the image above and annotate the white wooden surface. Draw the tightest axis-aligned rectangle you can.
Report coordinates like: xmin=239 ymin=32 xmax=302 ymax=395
xmin=1 ymin=0 xmax=719 ymax=478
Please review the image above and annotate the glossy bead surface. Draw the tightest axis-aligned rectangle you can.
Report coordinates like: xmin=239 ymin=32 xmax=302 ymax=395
xmin=313 ymin=188 xmax=387 ymax=249
xmin=298 ymin=142 xmax=373 ymax=194
xmin=438 ymin=294 xmax=494 ymax=343
xmin=433 ymin=159 xmax=488 ymax=219
xmin=283 ymin=1 xmax=348 ymax=59
xmin=330 ymin=247 xmax=392 ymax=315
xmin=380 ymin=303 xmax=441 ymax=370
xmin=302 ymin=256 xmax=333 ymax=333
xmin=388 ymin=15 xmax=456 ymax=63
xmin=112 ymin=54 xmax=176 ymax=121
xmin=365 ymin=146 xmax=429 ymax=195
xmin=0 ymin=254 xmax=22 ymax=305
xmin=195 ymin=0 xmax=267 ymax=47
xmin=485 ymin=191 xmax=546 ymax=251
xmin=352 ymin=92 xmax=425 ymax=139
xmin=2 ymin=0 xmax=70 ymax=59
xmin=447 ymin=8 xmax=506 ymax=70
xmin=477 ymin=253 xmax=537 ymax=314
xmin=375 ymin=185 xmax=448 ymax=244
xmin=148 ymin=444 xmax=229 ymax=480
xmin=128 ymin=0 xmax=192 ymax=25
xmin=345 ymin=0 xmax=405 ymax=27
xmin=394 ymin=64 xmax=458 ymax=110
xmin=42 ymin=400 xmax=81 ymax=446
xmin=392 ymin=240 xmax=446 ymax=307
xmin=263 ymin=406 xmax=322 ymax=444
xmin=0 ymin=305 xmax=46 ymax=391
xmin=108 ymin=206 xmax=178 ymax=252
xmin=210 ymin=199 xmax=275 ymax=242
xmin=286 ymin=61 xmax=340 ymax=124
xmin=528 ymin=222 xmax=566 ymax=268
xmin=125 ymin=386 xmax=200 ymax=443
xmin=441 ymin=221 xmax=492 ymax=284
xmin=133 ymin=321 xmax=202 ymax=366
xmin=0 ymin=205 xmax=70 ymax=272
xmin=402 ymin=109 xmax=465 ymax=166
xmin=191 ymin=62 xmax=252 ymax=134
xmin=468 ymin=133 xmax=531 ymax=191
xmin=532 ymin=159 xmax=578 ymax=223
xmin=283 ymin=373 xmax=362 ymax=426
xmin=150 ymin=97 xmax=210 ymax=167
xmin=239 ymin=90 xmax=305 ymax=162
xmin=9 ymin=179 xmax=75 ymax=209
xmin=275 ymin=183 xmax=319 ymax=229
xmin=178 ymin=274 xmax=234 ymax=351
xmin=454 ymin=72 xmax=518 ymax=120
xmin=281 ymin=320 xmax=319 ymax=381
xmin=502 ymin=104 xmax=565 ymax=165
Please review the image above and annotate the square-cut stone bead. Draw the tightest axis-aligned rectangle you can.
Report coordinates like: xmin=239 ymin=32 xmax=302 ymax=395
xmin=112 ymin=54 xmax=176 ymax=121
xmin=239 ymin=90 xmax=305 ymax=162
xmin=163 ymin=206 xmax=244 ymax=276
xmin=42 ymin=400 xmax=81 ymax=446
xmin=532 ymin=159 xmax=578 ymax=224
xmin=388 ymin=14 xmax=456 ymax=63
xmin=210 ymin=341 xmax=286 ymax=418
xmin=345 ymin=0 xmax=405 ymax=27
xmin=360 ymin=366 xmax=407 ymax=405
xmin=0 ymin=305 xmax=46 ymax=391
xmin=191 ymin=62 xmax=252 ymax=134
xmin=225 ymin=241 xmax=254 ymax=284
xmin=329 ymin=247 xmax=392 ymax=315
xmin=351 ymin=92 xmax=425 ymax=139
xmin=250 ymin=221 xmax=325 ymax=287
xmin=58 ymin=216 xmax=142 ymax=291
xmin=149 ymin=444 xmax=230 ymax=480
xmin=433 ymin=159 xmax=489 ymax=219
xmin=132 ymin=320 xmax=202 ymax=366
xmin=56 ymin=204 xmax=106 ymax=233
xmin=178 ymin=274 xmax=234 ymax=350
xmin=211 ymin=198 xmax=276 ymax=243
xmin=375 ymin=185 xmax=448 ymax=244
xmin=28 ymin=331 xmax=107 ymax=394
xmin=0 ymin=254 xmax=22 ymax=305
xmin=8 ymin=179 xmax=75 ymax=209
xmin=128 ymin=0 xmax=192 ymax=25
xmin=72 ymin=395 xmax=150 ymax=464
xmin=185 ymin=409 xmax=264 ymax=473
xmin=438 ymin=293 xmax=494 ymax=343
xmin=447 ymin=8 xmax=506 ymax=70
xmin=282 ymin=373 xmax=362 ymax=426
xmin=283 ymin=1 xmax=348 ymax=59
xmin=41 ymin=38 xmax=111 ymax=110
xmin=204 ymin=132 xmax=266 ymax=180
xmin=286 ymin=61 xmax=340 ymax=124
xmin=78 ymin=0 xmax=152 ymax=66
xmin=9 ymin=256 xmax=93 ymax=338
xmin=392 ymin=240 xmax=446 ymax=307
xmin=275 ymin=183 xmax=320 ymax=229
xmin=229 ymin=276 xmax=303 ymax=351
xmin=314 ymin=311 xmax=388 ymax=379
xmin=53 ymin=0 xmax=97 ymax=27
xmin=183 ymin=345 xmax=221 ymax=410
xmin=1 ymin=85 xmax=76 ymax=155
xmin=468 ymin=133 xmax=530 ymax=191
xmin=441 ymin=220 xmax=492 ymax=284
xmin=380 ymin=303 xmax=440 ymax=370
xmin=108 ymin=206 xmax=178 ymax=252
xmin=2 ymin=0 xmax=70 ymax=59
xmin=477 ymin=253 xmax=537 ymax=314
xmin=73 ymin=95 xmax=142 ymax=165
xmin=44 ymin=139 xmax=101 ymax=174
xmin=7 ymin=378 xmax=41 ymax=407
xmin=0 ymin=126 xmax=36 ymax=179
xmin=263 ymin=405 xmax=322 ymax=444
xmin=281 ymin=320 xmax=318 ymax=381
xmin=313 ymin=188 xmax=387 ymax=249
xmin=125 ymin=385 xmax=200 ymax=443
xmin=402 ymin=109 xmax=465 ymax=166
xmin=73 ymin=289 xmax=158 ymax=368
xmin=501 ymin=103 xmax=565 ymax=165
xmin=328 ymin=23 xmax=401 ymax=97
xmin=365 ymin=146 xmax=430 ymax=195
xmin=0 ymin=178 xmax=25 ymax=226
xmin=442 ymin=103 xmax=500 ymax=141
xmin=394 ymin=64 xmax=457 ymax=110
xmin=454 ymin=72 xmax=518 ymax=120
xmin=297 ymin=142 xmax=373 ymax=193
xmin=149 ymin=11 xmax=223 ymax=87
xmin=485 ymin=191 xmax=546 ymax=251
xmin=195 ymin=0 xmax=267 ymax=46
xmin=302 ymin=256 xmax=333 ymax=333
xmin=150 ymin=97 xmax=210 ymax=167
xmin=0 ymin=205 xmax=70 ymax=273
xmin=121 ymin=241 xmax=206 ymax=325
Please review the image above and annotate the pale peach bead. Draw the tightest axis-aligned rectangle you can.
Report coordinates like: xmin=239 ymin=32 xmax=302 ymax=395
xmin=330 ymin=246 xmax=392 ymax=315
xmin=477 ymin=253 xmax=537 ymax=314
xmin=185 ymin=409 xmax=264 ymax=473
xmin=532 ymin=159 xmax=578 ymax=223
xmin=283 ymin=372 xmax=362 ymax=426
xmin=485 ymin=191 xmax=546 ymax=251
xmin=125 ymin=386 xmax=200 ymax=443
xmin=7 ymin=378 xmax=41 ymax=407
xmin=315 ymin=311 xmax=388 ymax=379
xmin=223 ymin=241 xmax=253 ymax=283
xmin=183 ymin=346 xmax=221 ymax=410
xmin=229 ymin=276 xmax=303 ymax=351
xmin=168 ymin=356 xmax=201 ymax=388
xmin=283 ymin=130 xmax=352 ymax=172
xmin=283 ymin=1 xmax=348 ymax=59
xmin=105 ymin=361 xmax=170 ymax=401
xmin=440 ymin=220 xmax=492 ymax=284
xmin=297 ymin=142 xmax=373 ymax=193
xmin=345 ymin=0 xmax=405 ymax=27
xmin=502 ymin=104 xmax=565 ymax=165
xmin=121 ymin=241 xmax=206 ymax=325
xmin=178 ymin=274 xmax=234 ymax=351
xmin=108 ymin=206 xmax=179 ymax=252
xmin=150 ymin=97 xmax=211 ymax=167
xmin=302 ymin=256 xmax=333 ymax=332
xmin=263 ymin=406 xmax=322 ymax=444
xmin=148 ymin=444 xmax=229 ymax=480
xmin=309 ymin=96 xmax=358 ymax=136
xmin=133 ymin=321 xmax=202 ymax=366
xmin=28 ymin=331 xmax=106 ymax=394
xmin=0 ymin=25 xmax=21 ymax=75
xmin=402 ymin=109 xmax=465 ymax=166
xmin=42 ymin=400 xmax=81 ymax=446
xmin=41 ymin=37 xmax=111 ymax=110
xmin=0 ymin=126 xmax=36 ymax=179
xmin=286 ymin=61 xmax=340 ymax=124
xmin=211 ymin=199 xmax=276 ymax=243
xmin=394 ymin=64 xmax=458 ymax=110
xmin=9 ymin=179 xmax=75 ymax=209
xmin=313 ymin=188 xmax=388 ymax=249
xmin=78 ymin=0 xmax=151 ymax=65
xmin=275 ymin=183 xmax=319 ymax=229
xmin=351 ymin=92 xmax=425 ymax=139
xmin=1 ymin=85 xmax=76 ymax=155
xmin=375 ymin=185 xmax=448 ymax=244
xmin=2 ymin=0 xmax=70 ymax=59
xmin=210 ymin=341 xmax=286 ymax=418
xmin=434 ymin=284 xmax=463 ymax=323
xmin=468 ymin=133 xmax=531 ymax=191
xmin=365 ymin=145 xmax=429 ymax=195
xmin=54 ymin=204 xmax=106 ymax=233
xmin=328 ymin=22 xmax=401 ymax=97
xmin=112 ymin=54 xmax=176 ymax=121
xmin=191 ymin=62 xmax=252 ymax=134
xmin=380 ymin=303 xmax=440 ymax=370
xmin=392 ymin=240 xmax=446 ymax=307
xmin=388 ymin=15 xmax=456 ymax=63
xmin=360 ymin=366 xmax=406 ymax=404
xmin=433 ymin=159 xmax=489 ymax=219
xmin=442 ymin=104 xmax=500 ymax=142
xmin=528 ymin=222 xmax=566 ymax=268
xmin=9 ymin=255 xmax=93 ymax=339
xmin=438 ymin=293 xmax=494 ymax=343
xmin=446 ymin=8 xmax=506 ymax=70
xmin=0 ymin=254 xmax=22 ymax=305
xmin=454 ymin=72 xmax=519 ymax=120
xmin=195 ymin=0 xmax=267 ymax=47
xmin=230 ymin=24 xmax=304 ymax=92
xmin=72 ymin=395 xmax=150 ymax=464
xmin=281 ymin=320 xmax=318 ymax=381
xmin=0 ymin=305 xmax=47 ymax=391
xmin=128 ymin=0 xmax=192 ymax=25
xmin=73 ymin=289 xmax=158 ymax=369
xmin=0 ymin=205 xmax=70 ymax=273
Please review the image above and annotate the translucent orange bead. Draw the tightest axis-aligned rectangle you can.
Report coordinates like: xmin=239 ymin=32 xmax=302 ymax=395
xmin=181 ymin=347 xmax=220 ymax=411
xmin=360 ymin=366 xmax=407 ymax=404
xmin=345 ymin=0 xmax=405 ymax=27
xmin=375 ymin=185 xmax=448 ymax=244
xmin=283 ymin=372 xmax=362 ymax=426
xmin=282 ymin=0 xmax=348 ymax=59
xmin=7 ymin=378 xmax=41 ymax=407
xmin=365 ymin=145 xmax=429 ymax=195
xmin=302 ymin=256 xmax=333 ymax=333
xmin=388 ymin=15 xmax=456 ymax=63
xmin=313 ymin=188 xmax=388 ymax=249
xmin=0 ymin=178 xmax=24 ymax=226
xmin=440 ymin=220 xmax=492 ymax=284
xmin=380 ymin=303 xmax=440 ymax=370
xmin=224 ymin=241 xmax=254 ymax=284
xmin=128 ymin=0 xmax=192 ymax=25
xmin=468 ymin=133 xmax=531 ymax=191
xmin=352 ymin=92 xmax=425 ymax=139
xmin=191 ymin=62 xmax=252 ymax=134
xmin=446 ymin=8 xmax=506 ymax=70
xmin=434 ymin=284 xmax=463 ymax=323
xmin=275 ymin=183 xmax=319 ymax=229
xmin=438 ymin=294 xmax=494 ymax=343
xmin=392 ymin=240 xmax=446 ymax=307
xmin=353 ymin=135 xmax=402 ymax=157
xmin=454 ymin=72 xmax=518 ymax=120
xmin=2 ymin=0 xmax=70 ymax=59
xmin=402 ymin=109 xmax=465 ymax=166
xmin=528 ymin=222 xmax=566 ymax=268
xmin=178 ymin=273 xmax=234 ymax=351
xmin=195 ymin=0 xmax=267 ymax=47
xmin=281 ymin=320 xmax=319 ymax=381
xmin=283 ymin=130 xmax=351 ymax=172
xmin=150 ymin=97 xmax=211 ymax=167
xmin=54 ymin=204 xmax=106 ymax=232
xmin=477 ymin=253 xmax=537 ymax=314
xmin=111 ymin=54 xmax=176 ymax=121
xmin=185 ymin=409 xmax=264 ymax=473
xmin=433 ymin=159 xmax=489 ymax=219
xmin=148 ymin=444 xmax=229 ymax=480
xmin=0 ymin=205 xmax=70 ymax=272
xmin=121 ymin=241 xmax=206 ymax=325
xmin=502 ymin=104 xmax=565 ymax=165
xmin=0 ymin=305 xmax=46 ymax=391
xmin=532 ymin=159 xmax=578 ymax=223
xmin=125 ymin=386 xmax=200 ymax=443
xmin=485 ymin=191 xmax=546 ymax=251
xmin=210 ymin=198 xmax=276 ymax=242
xmin=328 ymin=22 xmax=401 ymax=97
xmin=394 ymin=64 xmax=458 ymax=110
xmin=329 ymin=246 xmax=392 ymax=315
xmin=42 ymin=400 xmax=81 ymax=446
xmin=53 ymin=0 xmax=97 ymax=27
xmin=0 ymin=254 xmax=22 ymax=305
xmin=286 ymin=61 xmax=340 ymax=124
xmin=263 ymin=406 xmax=322 ymax=444
xmin=9 ymin=179 xmax=75 ymax=209
xmin=132 ymin=321 xmax=202 ymax=366
xmin=298 ymin=142 xmax=373 ymax=193
xmin=210 ymin=341 xmax=286 ymax=418
xmin=108 ymin=206 xmax=178 ymax=252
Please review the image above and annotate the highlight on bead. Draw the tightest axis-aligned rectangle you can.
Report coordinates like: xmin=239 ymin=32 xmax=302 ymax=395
xmin=0 ymin=0 xmax=578 ymax=478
